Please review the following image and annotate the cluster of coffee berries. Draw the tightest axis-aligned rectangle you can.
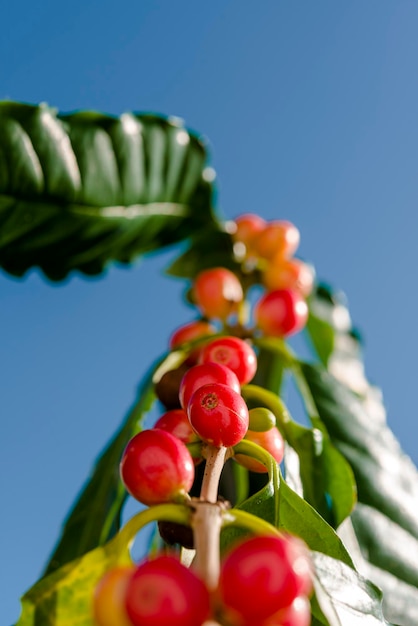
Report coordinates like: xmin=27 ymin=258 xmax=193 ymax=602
xmin=121 ymin=333 xmax=286 ymax=504
xmin=93 ymin=533 xmax=312 ymax=626
xmin=94 ymin=214 xmax=314 ymax=625
xmin=233 ymin=214 xmax=313 ymax=337
xmin=184 ymin=215 xmax=312 ymax=338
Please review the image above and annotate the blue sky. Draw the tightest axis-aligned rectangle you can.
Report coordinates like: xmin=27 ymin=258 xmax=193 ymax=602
xmin=2 ymin=2 xmax=418 ymax=623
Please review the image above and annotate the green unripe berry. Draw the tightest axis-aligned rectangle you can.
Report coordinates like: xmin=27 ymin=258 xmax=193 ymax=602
xmin=248 ymin=407 xmax=276 ymax=432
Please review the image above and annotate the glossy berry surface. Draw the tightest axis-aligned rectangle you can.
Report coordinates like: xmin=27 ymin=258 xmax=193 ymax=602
xmin=93 ymin=566 xmax=134 ymax=626
xmin=235 ymin=427 xmax=284 ymax=473
xmin=169 ymin=320 xmax=216 ymax=363
xmin=193 ymin=267 xmax=243 ymax=320
xmin=265 ymin=596 xmax=311 ymax=626
xmin=187 ymin=382 xmax=249 ymax=447
xmin=254 ymin=289 xmax=308 ymax=337
xmin=262 ymin=258 xmax=315 ymax=297
xmin=254 ymin=220 xmax=300 ymax=260
xmin=154 ymin=409 xmax=198 ymax=444
xmin=219 ymin=534 xmax=312 ymax=621
xmin=199 ymin=336 xmax=257 ymax=385
xmin=179 ymin=362 xmax=241 ymax=411
xmin=233 ymin=213 xmax=266 ymax=256
xmin=120 ymin=429 xmax=194 ymax=505
xmin=125 ymin=555 xmax=210 ymax=626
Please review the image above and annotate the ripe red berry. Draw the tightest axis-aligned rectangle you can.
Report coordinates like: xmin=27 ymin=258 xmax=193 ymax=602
xmin=93 ymin=566 xmax=134 ymax=626
xmin=169 ymin=320 xmax=216 ymax=363
xmin=265 ymin=596 xmax=311 ymax=626
xmin=154 ymin=409 xmax=199 ymax=444
xmin=254 ymin=289 xmax=308 ymax=337
xmin=125 ymin=555 xmax=210 ymax=626
xmin=179 ymin=362 xmax=241 ymax=411
xmin=187 ymin=382 xmax=249 ymax=447
xmin=254 ymin=220 xmax=300 ymax=260
xmin=233 ymin=213 xmax=267 ymax=257
xmin=262 ymin=258 xmax=315 ymax=297
xmin=235 ymin=427 xmax=284 ymax=473
xmin=193 ymin=267 xmax=243 ymax=320
xmin=199 ymin=336 xmax=257 ymax=385
xmin=120 ymin=429 xmax=194 ymax=506
xmin=219 ymin=535 xmax=312 ymax=621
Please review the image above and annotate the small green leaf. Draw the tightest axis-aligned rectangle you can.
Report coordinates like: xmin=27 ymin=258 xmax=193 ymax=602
xmin=222 ymin=460 xmax=353 ymax=568
xmin=242 ymin=384 xmax=356 ymax=527
xmin=278 ymin=478 xmax=353 ymax=567
xmin=0 ymin=102 xmax=219 ymax=280
xmin=43 ymin=360 xmax=158 ymax=577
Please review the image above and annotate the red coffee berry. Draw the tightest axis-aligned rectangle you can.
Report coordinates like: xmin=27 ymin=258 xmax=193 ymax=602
xmin=154 ymin=409 xmax=199 ymax=444
xmin=179 ymin=362 xmax=241 ymax=411
xmin=199 ymin=336 xmax=257 ymax=385
xmin=120 ymin=429 xmax=194 ymax=506
xmin=254 ymin=289 xmax=308 ymax=337
xmin=254 ymin=220 xmax=300 ymax=260
xmin=262 ymin=258 xmax=315 ymax=297
xmin=193 ymin=267 xmax=243 ymax=320
xmin=233 ymin=213 xmax=267 ymax=256
xmin=187 ymin=382 xmax=249 ymax=447
xmin=125 ymin=555 xmax=210 ymax=626
xmin=93 ymin=566 xmax=134 ymax=626
xmin=219 ymin=534 xmax=312 ymax=621
xmin=265 ymin=596 xmax=311 ymax=626
xmin=234 ymin=427 xmax=284 ymax=473
xmin=169 ymin=320 xmax=216 ymax=363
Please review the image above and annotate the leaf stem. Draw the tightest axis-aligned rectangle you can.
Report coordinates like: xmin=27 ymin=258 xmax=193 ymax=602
xmin=115 ymin=503 xmax=191 ymax=553
xmin=222 ymin=508 xmax=281 ymax=537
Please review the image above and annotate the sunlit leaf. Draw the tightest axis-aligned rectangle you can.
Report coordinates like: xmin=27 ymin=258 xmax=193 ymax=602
xmin=312 ymin=552 xmax=392 ymax=626
xmin=17 ymin=536 xmax=131 ymax=626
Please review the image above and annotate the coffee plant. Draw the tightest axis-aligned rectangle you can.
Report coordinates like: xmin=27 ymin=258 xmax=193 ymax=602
xmin=2 ymin=101 xmax=418 ymax=625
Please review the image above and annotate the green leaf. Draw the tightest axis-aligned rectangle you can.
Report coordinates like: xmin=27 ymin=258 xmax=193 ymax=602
xmin=242 ymin=384 xmax=356 ymax=528
xmin=17 ymin=536 xmax=131 ymax=626
xmin=17 ymin=504 xmax=191 ymax=626
xmin=311 ymin=552 xmax=392 ymax=626
xmin=43 ymin=361 xmax=157 ymax=577
xmin=301 ymin=363 xmax=418 ymax=538
xmin=0 ymin=102 xmax=219 ymax=280
xmin=222 ymin=462 xmax=353 ymax=568
xmin=301 ymin=361 xmax=418 ymax=623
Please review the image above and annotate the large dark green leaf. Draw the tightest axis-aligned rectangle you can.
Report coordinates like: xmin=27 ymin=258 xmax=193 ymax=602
xmin=0 ymin=102 xmax=219 ymax=280
xmin=301 ymin=361 xmax=418 ymax=625
xmin=43 ymin=361 xmax=157 ymax=577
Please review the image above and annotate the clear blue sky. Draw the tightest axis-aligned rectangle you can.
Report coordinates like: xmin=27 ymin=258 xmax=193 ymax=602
xmin=2 ymin=2 xmax=418 ymax=623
